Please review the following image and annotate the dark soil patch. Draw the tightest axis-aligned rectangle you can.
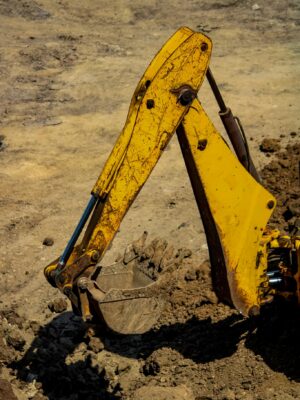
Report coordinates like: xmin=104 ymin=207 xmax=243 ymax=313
xmin=261 ymin=141 xmax=300 ymax=232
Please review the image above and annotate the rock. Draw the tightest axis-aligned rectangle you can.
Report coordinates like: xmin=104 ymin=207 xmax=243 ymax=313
xmin=6 ymin=330 xmax=26 ymax=351
xmin=184 ymin=268 xmax=198 ymax=281
xmin=88 ymin=336 xmax=104 ymax=353
xmin=0 ymin=309 xmax=24 ymax=328
xmin=42 ymin=117 xmax=62 ymax=126
xmin=176 ymin=247 xmax=192 ymax=260
xmin=278 ymin=159 xmax=289 ymax=168
xmin=134 ymin=385 xmax=195 ymax=400
xmin=252 ymin=3 xmax=261 ymax=11
xmin=29 ymin=320 xmax=41 ymax=335
xmin=142 ymin=358 xmax=160 ymax=376
xmin=0 ymin=379 xmax=18 ymax=400
xmin=42 ymin=237 xmax=54 ymax=246
xmin=47 ymin=298 xmax=68 ymax=313
xmin=259 ymin=138 xmax=281 ymax=153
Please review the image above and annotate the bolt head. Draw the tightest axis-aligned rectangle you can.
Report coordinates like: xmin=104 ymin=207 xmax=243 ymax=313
xmin=197 ymin=139 xmax=208 ymax=151
xmin=146 ymin=99 xmax=155 ymax=109
xmin=201 ymin=42 xmax=208 ymax=52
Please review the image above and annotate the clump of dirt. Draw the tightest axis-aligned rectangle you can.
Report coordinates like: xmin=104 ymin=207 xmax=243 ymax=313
xmin=19 ymin=44 xmax=78 ymax=71
xmin=259 ymin=138 xmax=281 ymax=153
xmin=47 ymin=297 xmax=68 ymax=314
xmin=260 ymin=141 xmax=300 ymax=231
xmin=0 ymin=0 xmax=50 ymax=20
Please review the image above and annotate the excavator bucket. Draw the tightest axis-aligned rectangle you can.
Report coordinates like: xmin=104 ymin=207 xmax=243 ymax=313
xmin=95 ymin=262 xmax=162 ymax=334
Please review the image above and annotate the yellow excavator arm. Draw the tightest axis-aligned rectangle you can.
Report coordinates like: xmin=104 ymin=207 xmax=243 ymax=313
xmin=44 ymin=27 xmax=300 ymax=334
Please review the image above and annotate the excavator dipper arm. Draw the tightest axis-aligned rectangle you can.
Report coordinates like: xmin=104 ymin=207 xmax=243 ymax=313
xmin=45 ymin=27 xmax=213 ymax=333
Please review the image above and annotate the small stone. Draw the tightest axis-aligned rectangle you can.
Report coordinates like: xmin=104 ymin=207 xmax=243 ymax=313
xmin=47 ymin=297 xmax=68 ymax=313
xmin=142 ymin=359 xmax=160 ymax=376
xmin=185 ymin=269 xmax=198 ymax=281
xmin=259 ymin=138 xmax=281 ymax=153
xmin=43 ymin=117 xmax=62 ymax=126
xmin=29 ymin=321 xmax=41 ymax=335
xmin=278 ymin=159 xmax=289 ymax=168
xmin=6 ymin=330 xmax=26 ymax=351
xmin=88 ymin=336 xmax=104 ymax=353
xmin=252 ymin=3 xmax=261 ymax=10
xmin=42 ymin=237 xmax=54 ymax=246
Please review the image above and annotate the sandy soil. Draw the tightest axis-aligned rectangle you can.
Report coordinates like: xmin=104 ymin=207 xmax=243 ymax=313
xmin=0 ymin=0 xmax=300 ymax=399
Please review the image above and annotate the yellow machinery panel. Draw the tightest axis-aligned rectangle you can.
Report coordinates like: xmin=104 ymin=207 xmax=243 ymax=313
xmin=181 ymin=99 xmax=276 ymax=315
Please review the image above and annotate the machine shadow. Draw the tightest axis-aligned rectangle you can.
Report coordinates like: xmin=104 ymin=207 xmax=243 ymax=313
xmin=244 ymin=300 xmax=300 ymax=382
xmin=102 ymin=313 xmax=250 ymax=363
xmin=11 ymin=312 xmax=120 ymax=400
xmin=102 ymin=301 xmax=300 ymax=382
xmin=12 ymin=301 xmax=299 ymax=400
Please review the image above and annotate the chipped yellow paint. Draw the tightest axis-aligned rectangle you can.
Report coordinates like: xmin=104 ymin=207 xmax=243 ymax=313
xmin=92 ymin=27 xmax=210 ymax=197
xmin=182 ymin=99 xmax=276 ymax=315
xmin=88 ymin=28 xmax=212 ymax=254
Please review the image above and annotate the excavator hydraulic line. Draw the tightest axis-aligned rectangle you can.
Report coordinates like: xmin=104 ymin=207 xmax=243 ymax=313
xmin=206 ymin=68 xmax=260 ymax=181
xmin=59 ymin=194 xmax=98 ymax=267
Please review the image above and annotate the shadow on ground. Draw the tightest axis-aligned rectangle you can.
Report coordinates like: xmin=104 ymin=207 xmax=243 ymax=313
xmin=12 ymin=300 xmax=299 ymax=399
xmin=12 ymin=313 xmax=119 ymax=400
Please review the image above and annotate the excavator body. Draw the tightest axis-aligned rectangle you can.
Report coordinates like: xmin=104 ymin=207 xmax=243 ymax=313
xmin=44 ymin=27 xmax=300 ymax=334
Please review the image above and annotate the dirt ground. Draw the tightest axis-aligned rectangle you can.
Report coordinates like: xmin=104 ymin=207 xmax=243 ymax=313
xmin=0 ymin=0 xmax=300 ymax=399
